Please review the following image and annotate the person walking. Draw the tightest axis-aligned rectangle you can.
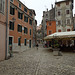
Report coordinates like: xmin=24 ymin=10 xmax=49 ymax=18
xmin=36 ymin=43 xmax=39 ymax=50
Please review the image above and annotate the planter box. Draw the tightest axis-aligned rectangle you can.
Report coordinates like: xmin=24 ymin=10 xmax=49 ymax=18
xmin=53 ymin=48 xmax=60 ymax=56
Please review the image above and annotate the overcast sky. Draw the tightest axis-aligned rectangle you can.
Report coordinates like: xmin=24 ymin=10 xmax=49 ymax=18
xmin=20 ymin=0 xmax=75 ymax=26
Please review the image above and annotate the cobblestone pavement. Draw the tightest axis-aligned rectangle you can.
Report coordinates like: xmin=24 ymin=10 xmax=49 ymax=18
xmin=0 ymin=47 xmax=75 ymax=75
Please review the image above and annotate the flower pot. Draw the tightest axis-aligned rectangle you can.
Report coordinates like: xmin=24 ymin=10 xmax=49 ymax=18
xmin=53 ymin=48 xmax=60 ymax=56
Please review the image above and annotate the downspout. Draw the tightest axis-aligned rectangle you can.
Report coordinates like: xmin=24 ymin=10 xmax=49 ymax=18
xmin=5 ymin=0 xmax=8 ymax=59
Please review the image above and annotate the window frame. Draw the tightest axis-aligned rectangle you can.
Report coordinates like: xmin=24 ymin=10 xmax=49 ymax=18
xmin=30 ymin=29 xmax=31 ymax=35
xmin=66 ymin=19 xmax=70 ymax=24
xmin=66 ymin=1 xmax=69 ymax=5
xmin=58 ymin=11 xmax=60 ymax=16
xmin=24 ymin=8 xmax=27 ymax=12
xmin=9 ymin=21 xmax=14 ymax=30
xmin=0 ymin=0 xmax=5 ymax=14
xmin=58 ymin=29 xmax=61 ymax=32
xmin=18 ymin=37 xmax=21 ymax=46
xmin=18 ymin=24 xmax=22 ymax=32
xmin=24 ymin=27 xmax=28 ymax=34
xmin=10 ymin=0 xmax=13 ymax=2
xmin=24 ymin=39 xmax=27 ymax=46
xmin=58 ymin=20 xmax=61 ymax=25
xmin=10 ymin=6 xmax=15 ymax=15
xmin=29 ymin=12 xmax=32 ymax=16
xmin=18 ymin=11 xmax=23 ymax=19
xmin=66 ymin=10 xmax=69 ymax=14
xmin=24 ymin=16 xmax=28 ymax=22
xmin=49 ymin=22 xmax=51 ymax=26
xmin=29 ymin=19 xmax=32 ymax=25
xmin=19 ymin=3 xmax=21 ymax=8
xmin=49 ymin=30 xmax=52 ymax=35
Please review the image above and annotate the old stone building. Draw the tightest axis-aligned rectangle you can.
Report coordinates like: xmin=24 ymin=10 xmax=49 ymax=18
xmin=37 ymin=25 xmax=43 ymax=44
xmin=33 ymin=19 xmax=37 ymax=47
xmin=55 ymin=0 xmax=74 ymax=32
xmin=41 ymin=5 xmax=55 ymax=40
xmin=73 ymin=14 xmax=75 ymax=30
xmin=42 ymin=9 xmax=49 ymax=38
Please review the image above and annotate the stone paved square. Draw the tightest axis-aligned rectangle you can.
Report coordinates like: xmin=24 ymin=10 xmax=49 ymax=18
xmin=0 ymin=47 xmax=75 ymax=75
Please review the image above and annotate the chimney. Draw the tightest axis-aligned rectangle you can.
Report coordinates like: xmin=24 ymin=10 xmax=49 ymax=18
xmin=47 ymin=8 xmax=48 ymax=11
xmin=51 ymin=4 xmax=53 ymax=9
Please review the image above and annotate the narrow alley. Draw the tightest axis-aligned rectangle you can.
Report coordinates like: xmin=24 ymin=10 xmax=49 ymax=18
xmin=0 ymin=47 xmax=75 ymax=75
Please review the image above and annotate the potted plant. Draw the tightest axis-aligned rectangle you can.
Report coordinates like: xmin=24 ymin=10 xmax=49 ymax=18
xmin=52 ymin=41 xmax=60 ymax=56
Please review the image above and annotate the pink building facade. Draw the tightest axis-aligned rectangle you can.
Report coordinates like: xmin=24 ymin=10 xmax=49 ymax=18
xmin=0 ymin=0 xmax=9 ymax=61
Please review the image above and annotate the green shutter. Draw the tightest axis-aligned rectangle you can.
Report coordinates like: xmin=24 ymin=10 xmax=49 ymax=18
xmin=12 ymin=22 xmax=14 ymax=30
xmin=30 ymin=29 xmax=31 ymax=35
xmin=24 ymin=39 xmax=27 ymax=46
xmin=13 ymin=8 xmax=15 ymax=15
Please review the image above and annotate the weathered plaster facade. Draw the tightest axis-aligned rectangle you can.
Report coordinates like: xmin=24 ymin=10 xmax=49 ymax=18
xmin=55 ymin=0 xmax=73 ymax=32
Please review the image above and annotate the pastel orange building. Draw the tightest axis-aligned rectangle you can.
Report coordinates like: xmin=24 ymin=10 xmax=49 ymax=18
xmin=9 ymin=0 xmax=36 ymax=52
xmin=46 ymin=20 xmax=56 ymax=35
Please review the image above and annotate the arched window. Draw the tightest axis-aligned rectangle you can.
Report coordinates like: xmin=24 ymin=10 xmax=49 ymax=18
xmin=0 ymin=0 xmax=5 ymax=13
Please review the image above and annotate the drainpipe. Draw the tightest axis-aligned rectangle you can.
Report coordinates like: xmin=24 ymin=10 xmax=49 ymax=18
xmin=5 ymin=0 xmax=8 ymax=60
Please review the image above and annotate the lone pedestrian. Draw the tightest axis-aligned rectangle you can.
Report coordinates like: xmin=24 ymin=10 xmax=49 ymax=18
xmin=36 ymin=43 xmax=39 ymax=50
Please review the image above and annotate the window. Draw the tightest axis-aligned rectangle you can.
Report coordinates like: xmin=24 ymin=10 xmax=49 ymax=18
xmin=58 ymin=29 xmax=61 ymax=32
xmin=9 ymin=21 xmax=14 ymax=30
xmin=10 ymin=6 xmax=15 ymax=15
xmin=18 ymin=12 xmax=23 ymax=19
xmin=29 ymin=19 xmax=32 ymax=25
xmin=24 ymin=8 xmax=27 ymax=12
xmin=46 ymin=14 xmax=48 ymax=16
xmin=58 ymin=21 xmax=61 ymax=25
xmin=24 ymin=16 xmax=28 ymax=22
xmin=10 ymin=0 xmax=13 ymax=2
xmin=67 ymin=19 xmax=70 ymax=24
xmin=0 ymin=0 xmax=5 ymax=13
xmin=66 ymin=10 xmax=69 ymax=14
xmin=29 ymin=12 xmax=32 ymax=16
xmin=24 ymin=39 xmax=27 ymax=46
xmin=67 ymin=29 xmax=70 ymax=31
xmin=19 ymin=3 xmax=21 ymax=8
xmin=66 ymin=1 xmax=69 ymax=5
xmin=49 ymin=31 xmax=51 ymax=35
xmin=30 ymin=29 xmax=31 ymax=35
xmin=18 ymin=38 xmax=21 ymax=46
xmin=58 ymin=11 xmax=60 ymax=16
xmin=57 ymin=3 xmax=60 ymax=7
xmin=49 ymin=22 xmax=51 ymax=26
xmin=24 ymin=27 xmax=28 ymax=34
xmin=18 ymin=24 xmax=22 ymax=32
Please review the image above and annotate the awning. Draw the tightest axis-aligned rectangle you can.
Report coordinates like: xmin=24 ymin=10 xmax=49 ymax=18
xmin=44 ymin=31 xmax=75 ymax=40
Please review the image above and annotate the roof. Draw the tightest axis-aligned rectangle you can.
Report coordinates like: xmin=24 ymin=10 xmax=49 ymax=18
xmin=55 ymin=0 xmax=73 ymax=4
xmin=44 ymin=31 xmax=75 ymax=40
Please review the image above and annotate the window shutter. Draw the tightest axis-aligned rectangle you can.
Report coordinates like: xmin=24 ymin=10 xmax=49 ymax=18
xmin=21 ymin=13 xmax=23 ymax=19
xmin=13 ymin=8 xmax=15 ymax=15
xmin=10 ymin=6 xmax=12 ymax=14
xmin=9 ymin=21 xmax=11 ymax=29
xmin=18 ymin=12 xmax=20 ymax=18
xmin=24 ymin=27 xmax=25 ymax=33
xmin=13 ymin=22 xmax=14 ymax=30
xmin=18 ymin=25 xmax=19 ymax=31
xmin=27 ymin=28 xmax=28 ymax=33
xmin=21 ymin=26 xmax=22 ymax=32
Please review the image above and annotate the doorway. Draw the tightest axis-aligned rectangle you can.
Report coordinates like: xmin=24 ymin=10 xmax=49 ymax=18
xmin=29 ymin=40 xmax=31 ymax=48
